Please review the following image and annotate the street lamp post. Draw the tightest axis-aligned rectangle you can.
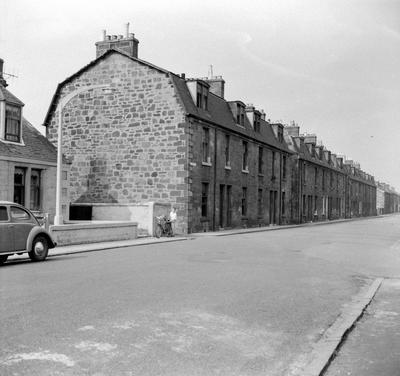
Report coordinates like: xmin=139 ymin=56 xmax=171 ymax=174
xmin=54 ymin=84 xmax=111 ymax=226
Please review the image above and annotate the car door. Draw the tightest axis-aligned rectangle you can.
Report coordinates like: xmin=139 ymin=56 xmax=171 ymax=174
xmin=10 ymin=206 xmax=36 ymax=251
xmin=0 ymin=205 xmax=14 ymax=253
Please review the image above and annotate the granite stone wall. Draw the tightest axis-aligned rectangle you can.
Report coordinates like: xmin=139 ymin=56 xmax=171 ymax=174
xmin=187 ymin=119 xmax=292 ymax=233
xmin=46 ymin=53 xmax=189 ymax=233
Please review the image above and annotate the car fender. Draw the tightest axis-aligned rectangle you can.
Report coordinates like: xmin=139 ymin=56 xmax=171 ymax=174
xmin=26 ymin=226 xmax=56 ymax=251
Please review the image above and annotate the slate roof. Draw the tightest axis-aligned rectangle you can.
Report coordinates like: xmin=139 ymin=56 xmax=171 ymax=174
xmin=0 ymin=118 xmax=57 ymax=163
xmin=286 ymin=134 xmax=345 ymax=173
xmin=171 ymin=74 xmax=291 ymax=153
xmin=44 ymin=48 xmax=292 ymax=153
xmin=0 ymin=85 xmax=24 ymax=106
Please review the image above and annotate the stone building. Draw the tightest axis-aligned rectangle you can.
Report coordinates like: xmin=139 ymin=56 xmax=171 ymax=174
xmin=284 ymin=126 xmax=347 ymax=223
xmin=0 ymin=58 xmax=69 ymax=221
xmin=343 ymin=162 xmax=376 ymax=217
xmin=376 ymin=182 xmax=400 ymax=214
xmin=284 ymin=124 xmax=377 ymax=222
xmin=44 ymin=28 xmax=293 ymax=233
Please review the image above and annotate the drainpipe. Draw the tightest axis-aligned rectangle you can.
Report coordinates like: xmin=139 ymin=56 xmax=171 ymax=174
xmin=278 ymin=152 xmax=282 ymax=225
xmin=212 ymin=127 xmax=217 ymax=231
xmin=298 ymin=158 xmax=302 ymax=224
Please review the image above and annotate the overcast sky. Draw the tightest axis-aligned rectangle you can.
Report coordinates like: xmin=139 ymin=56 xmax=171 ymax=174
xmin=1 ymin=0 xmax=399 ymax=189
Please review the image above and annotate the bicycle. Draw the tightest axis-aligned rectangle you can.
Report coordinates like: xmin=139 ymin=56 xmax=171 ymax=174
xmin=155 ymin=215 xmax=173 ymax=238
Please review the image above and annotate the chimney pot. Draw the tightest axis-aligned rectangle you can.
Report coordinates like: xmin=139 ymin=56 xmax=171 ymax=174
xmin=96 ymin=26 xmax=139 ymax=58
xmin=181 ymin=73 xmax=186 ymax=79
xmin=125 ymin=22 xmax=130 ymax=38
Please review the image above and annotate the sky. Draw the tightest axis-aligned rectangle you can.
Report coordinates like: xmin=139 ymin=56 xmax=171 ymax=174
xmin=1 ymin=0 xmax=399 ymax=189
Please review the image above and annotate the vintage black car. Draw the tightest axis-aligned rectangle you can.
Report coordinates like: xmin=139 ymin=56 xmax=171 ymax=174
xmin=0 ymin=202 xmax=56 ymax=264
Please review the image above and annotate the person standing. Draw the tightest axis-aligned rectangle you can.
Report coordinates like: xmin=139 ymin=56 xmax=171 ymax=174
xmin=169 ymin=206 xmax=177 ymax=236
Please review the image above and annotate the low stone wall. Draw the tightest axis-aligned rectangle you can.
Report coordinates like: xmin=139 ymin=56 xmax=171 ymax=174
xmin=88 ymin=202 xmax=171 ymax=236
xmin=50 ymin=221 xmax=138 ymax=246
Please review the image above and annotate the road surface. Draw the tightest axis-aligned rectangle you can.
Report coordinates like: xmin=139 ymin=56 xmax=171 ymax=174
xmin=1 ymin=215 xmax=400 ymax=375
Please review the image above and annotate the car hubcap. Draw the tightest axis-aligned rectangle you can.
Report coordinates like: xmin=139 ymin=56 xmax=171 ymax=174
xmin=34 ymin=242 xmax=45 ymax=255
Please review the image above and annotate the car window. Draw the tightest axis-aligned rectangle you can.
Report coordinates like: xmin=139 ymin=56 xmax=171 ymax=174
xmin=10 ymin=206 xmax=33 ymax=222
xmin=0 ymin=206 xmax=8 ymax=221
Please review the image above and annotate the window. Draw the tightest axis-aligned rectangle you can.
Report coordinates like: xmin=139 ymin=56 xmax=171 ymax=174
xmin=225 ymin=134 xmax=230 ymax=167
xmin=196 ymin=83 xmax=208 ymax=110
xmin=322 ymin=170 xmax=325 ymax=190
xmin=281 ymin=191 xmax=286 ymax=216
xmin=242 ymin=187 xmax=247 ymax=217
xmin=5 ymin=104 xmax=22 ymax=142
xmin=278 ymin=127 xmax=283 ymax=143
xmin=302 ymin=162 xmax=306 ymax=184
xmin=256 ymin=189 xmax=263 ymax=217
xmin=242 ymin=141 xmax=248 ymax=171
xmin=258 ymin=147 xmax=263 ymax=174
xmin=14 ymin=167 xmax=25 ymax=205
xmin=202 ymin=127 xmax=210 ymax=163
xmin=314 ymin=167 xmax=318 ymax=186
xmin=30 ymin=169 xmax=41 ymax=210
xmin=254 ymin=113 xmax=261 ymax=132
xmin=314 ymin=195 xmax=318 ymax=212
xmin=10 ymin=206 xmax=31 ymax=221
xmin=282 ymin=155 xmax=287 ymax=180
xmin=272 ymin=151 xmax=276 ymax=179
xmin=330 ymin=171 xmax=333 ymax=188
xmin=201 ymin=183 xmax=209 ymax=217
xmin=236 ymin=103 xmax=245 ymax=126
xmin=0 ymin=206 xmax=8 ymax=221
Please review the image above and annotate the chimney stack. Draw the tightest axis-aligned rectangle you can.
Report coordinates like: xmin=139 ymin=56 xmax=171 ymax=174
xmin=95 ymin=23 xmax=139 ymax=58
xmin=0 ymin=58 xmax=7 ymax=87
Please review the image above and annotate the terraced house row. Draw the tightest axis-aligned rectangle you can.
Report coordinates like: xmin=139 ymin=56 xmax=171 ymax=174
xmin=42 ymin=27 xmax=397 ymax=234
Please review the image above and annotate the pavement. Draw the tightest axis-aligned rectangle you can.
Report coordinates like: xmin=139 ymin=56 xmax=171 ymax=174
xmin=325 ymin=278 xmax=400 ymax=376
xmin=9 ymin=214 xmax=388 ymax=262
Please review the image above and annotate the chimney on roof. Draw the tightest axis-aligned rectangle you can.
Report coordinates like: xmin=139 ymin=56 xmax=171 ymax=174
xmin=0 ymin=58 xmax=7 ymax=87
xmin=284 ymin=123 xmax=300 ymax=137
xmin=201 ymin=66 xmax=225 ymax=98
xmin=95 ymin=23 xmax=139 ymax=58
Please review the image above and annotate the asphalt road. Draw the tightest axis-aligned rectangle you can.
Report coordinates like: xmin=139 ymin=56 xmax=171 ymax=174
xmin=1 ymin=215 xmax=400 ymax=376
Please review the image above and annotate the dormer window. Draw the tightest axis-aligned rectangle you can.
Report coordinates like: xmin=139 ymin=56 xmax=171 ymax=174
xmin=254 ymin=113 xmax=261 ymax=132
xmin=5 ymin=104 xmax=22 ymax=142
xmin=196 ymin=82 xmax=208 ymax=110
xmin=278 ymin=127 xmax=283 ymax=143
xmin=236 ymin=103 xmax=245 ymax=126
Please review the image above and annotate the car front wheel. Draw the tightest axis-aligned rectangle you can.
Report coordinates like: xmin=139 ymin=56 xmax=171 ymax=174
xmin=29 ymin=235 xmax=49 ymax=262
xmin=0 ymin=255 xmax=8 ymax=265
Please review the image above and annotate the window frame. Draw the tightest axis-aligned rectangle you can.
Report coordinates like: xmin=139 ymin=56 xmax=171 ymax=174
xmin=30 ymin=169 xmax=41 ymax=211
xmin=258 ymin=146 xmax=264 ymax=174
xmin=5 ymin=104 xmax=22 ymax=143
xmin=202 ymin=127 xmax=210 ymax=164
xmin=242 ymin=141 xmax=248 ymax=171
xmin=225 ymin=134 xmax=230 ymax=167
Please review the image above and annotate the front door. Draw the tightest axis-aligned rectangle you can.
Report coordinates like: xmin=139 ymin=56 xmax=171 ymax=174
xmin=219 ymin=185 xmax=225 ymax=228
xmin=0 ymin=206 xmax=13 ymax=253
xmin=226 ymin=185 xmax=232 ymax=227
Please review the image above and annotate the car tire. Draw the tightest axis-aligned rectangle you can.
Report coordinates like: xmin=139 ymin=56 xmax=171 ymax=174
xmin=29 ymin=235 xmax=49 ymax=262
xmin=0 ymin=255 xmax=8 ymax=265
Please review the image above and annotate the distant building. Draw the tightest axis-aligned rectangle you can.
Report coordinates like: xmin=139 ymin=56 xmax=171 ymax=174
xmin=0 ymin=58 xmax=69 ymax=221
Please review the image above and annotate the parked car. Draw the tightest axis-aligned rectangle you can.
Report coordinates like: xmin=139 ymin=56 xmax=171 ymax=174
xmin=0 ymin=201 xmax=56 ymax=265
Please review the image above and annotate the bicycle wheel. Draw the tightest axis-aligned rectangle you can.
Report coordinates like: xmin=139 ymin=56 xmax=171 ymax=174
xmin=155 ymin=225 xmax=162 ymax=238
